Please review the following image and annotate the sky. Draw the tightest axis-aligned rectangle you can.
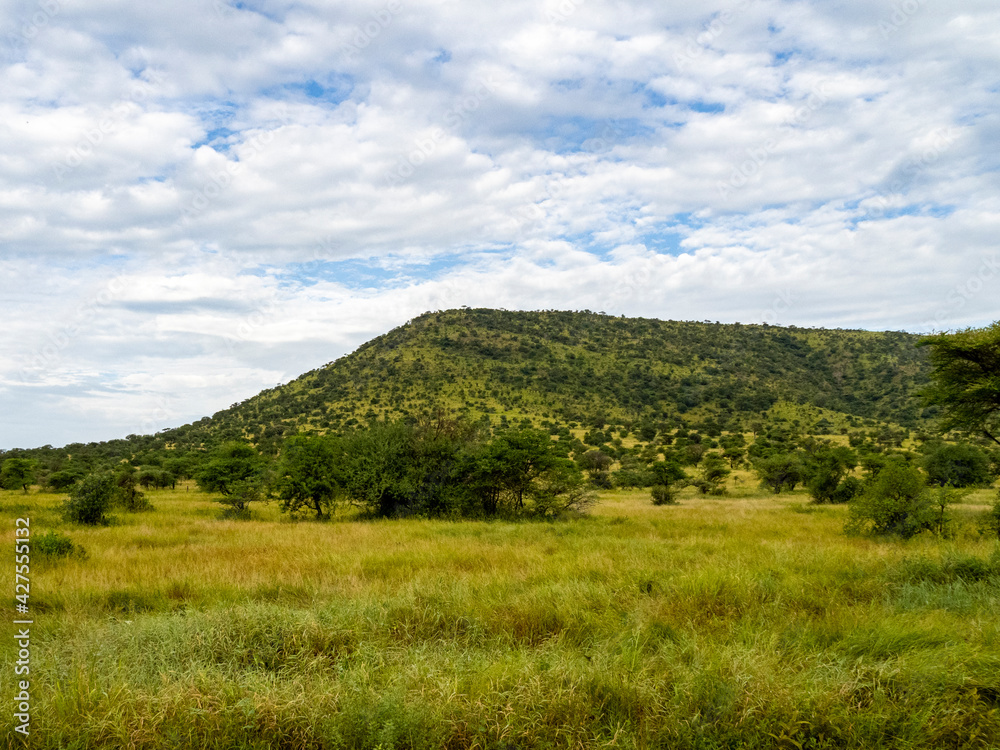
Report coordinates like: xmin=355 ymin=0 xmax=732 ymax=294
xmin=1 ymin=0 xmax=999 ymax=449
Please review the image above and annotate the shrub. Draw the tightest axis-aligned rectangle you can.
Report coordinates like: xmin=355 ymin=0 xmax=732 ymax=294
xmin=34 ymin=530 xmax=85 ymax=559
xmin=830 ymin=475 xmax=863 ymax=504
xmin=63 ymin=473 xmax=115 ymax=525
xmin=845 ymin=460 xmax=935 ymax=538
xmin=651 ymin=484 xmax=677 ymax=505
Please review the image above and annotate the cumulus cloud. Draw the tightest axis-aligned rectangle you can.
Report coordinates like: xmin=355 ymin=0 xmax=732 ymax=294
xmin=1 ymin=0 xmax=998 ymax=447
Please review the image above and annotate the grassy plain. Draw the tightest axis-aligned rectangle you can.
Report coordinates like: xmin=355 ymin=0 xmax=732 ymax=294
xmin=2 ymin=481 xmax=1000 ymax=749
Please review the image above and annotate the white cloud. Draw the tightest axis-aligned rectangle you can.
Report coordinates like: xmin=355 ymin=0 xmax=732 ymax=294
xmin=1 ymin=0 xmax=998 ymax=447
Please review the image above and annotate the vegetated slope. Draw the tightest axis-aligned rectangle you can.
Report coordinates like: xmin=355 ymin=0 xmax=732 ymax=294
xmin=160 ymin=308 xmax=933 ymax=451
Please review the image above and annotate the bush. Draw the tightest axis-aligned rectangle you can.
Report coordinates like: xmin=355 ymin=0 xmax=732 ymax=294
xmin=34 ymin=530 xmax=86 ymax=559
xmin=113 ymin=466 xmax=153 ymax=512
xmin=651 ymin=484 xmax=677 ymax=505
xmin=845 ymin=460 xmax=935 ymax=538
xmin=63 ymin=473 xmax=115 ymax=525
xmin=830 ymin=475 xmax=863 ymax=504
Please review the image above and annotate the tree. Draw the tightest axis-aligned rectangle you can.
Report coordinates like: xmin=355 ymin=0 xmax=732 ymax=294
xmin=63 ymin=473 xmax=115 ymax=525
xmin=692 ymin=454 xmax=730 ymax=495
xmin=274 ymin=435 xmax=342 ymax=518
xmin=486 ymin=428 xmax=559 ymax=510
xmin=918 ymin=322 xmax=1000 ymax=445
xmin=340 ymin=421 xmax=414 ymax=517
xmin=113 ymin=465 xmax=151 ymax=511
xmin=805 ymin=446 xmax=858 ymax=503
xmin=754 ymin=453 xmax=804 ymax=494
xmin=720 ymin=434 xmax=746 ymax=468
xmin=0 ymin=458 xmax=35 ymax=493
xmin=196 ymin=442 xmax=267 ymax=515
xmin=922 ymin=442 xmax=994 ymax=487
xmin=845 ymin=459 xmax=935 ymax=538
xmin=197 ymin=442 xmax=265 ymax=495
xmin=649 ymin=459 xmax=687 ymax=505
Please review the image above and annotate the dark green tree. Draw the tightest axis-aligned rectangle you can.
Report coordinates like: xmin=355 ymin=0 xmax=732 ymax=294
xmin=922 ymin=442 xmax=994 ymax=487
xmin=63 ymin=473 xmax=115 ymax=525
xmin=340 ymin=421 xmax=414 ymax=517
xmin=196 ymin=442 xmax=267 ymax=515
xmin=485 ymin=428 xmax=559 ymax=510
xmin=805 ymin=446 xmax=858 ymax=503
xmin=919 ymin=322 xmax=1000 ymax=445
xmin=274 ymin=435 xmax=342 ymax=518
xmin=0 ymin=458 xmax=36 ymax=493
xmin=846 ymin=458 xmax=935 ymax=538
xmin=754 ymin=453 xmax=805 ymax=494
xmin=197 ymin=442 xmax=265 ymax=495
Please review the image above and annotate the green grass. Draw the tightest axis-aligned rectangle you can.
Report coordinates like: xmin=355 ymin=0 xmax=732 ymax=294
xmin=2 ymin=484 xmax=1000 ymax=748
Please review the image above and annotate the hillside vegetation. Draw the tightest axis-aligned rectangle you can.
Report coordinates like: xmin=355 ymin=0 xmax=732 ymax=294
xmin=158 ymin=309 xmax=932 ymax=453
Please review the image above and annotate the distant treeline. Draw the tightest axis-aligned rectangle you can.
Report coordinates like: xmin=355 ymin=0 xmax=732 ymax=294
xmin=4 ymin=412 xmax=998 ymax=526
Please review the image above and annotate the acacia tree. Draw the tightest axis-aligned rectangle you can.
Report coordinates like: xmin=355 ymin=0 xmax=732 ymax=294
xmin=918 ymin=322 xmax=1000 ymax=445
xmin=0 ymin=458 xmax=35 ymax=494
xmin=196 ymin=442 xmax=267 ymax=515
xmin=754 ymin=453 xmax=805 ymax=494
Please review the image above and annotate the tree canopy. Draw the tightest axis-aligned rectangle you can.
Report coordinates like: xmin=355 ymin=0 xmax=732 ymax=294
xmin=919 ymin=321 xmax=1000 ymax=445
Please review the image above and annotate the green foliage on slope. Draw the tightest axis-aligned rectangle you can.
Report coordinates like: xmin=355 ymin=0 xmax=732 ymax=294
xmin=159 ymin=308 xmax=932 ymax=451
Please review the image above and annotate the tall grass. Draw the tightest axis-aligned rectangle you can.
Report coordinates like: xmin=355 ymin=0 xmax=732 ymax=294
xmin=2 ymin=484 xmax=999 ymax=748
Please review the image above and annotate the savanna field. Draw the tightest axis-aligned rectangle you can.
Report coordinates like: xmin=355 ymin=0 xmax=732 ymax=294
xmin=3 ymin=478 xmax=999 ymax=749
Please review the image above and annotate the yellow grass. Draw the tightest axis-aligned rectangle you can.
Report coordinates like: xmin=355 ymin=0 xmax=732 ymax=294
xmin=2 ymin=483 xmax=999 ymax=748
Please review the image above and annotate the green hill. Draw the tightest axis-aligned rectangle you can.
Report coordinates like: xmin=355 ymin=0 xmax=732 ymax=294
xmin=158 ymin=309 xmax=933 ymax=452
